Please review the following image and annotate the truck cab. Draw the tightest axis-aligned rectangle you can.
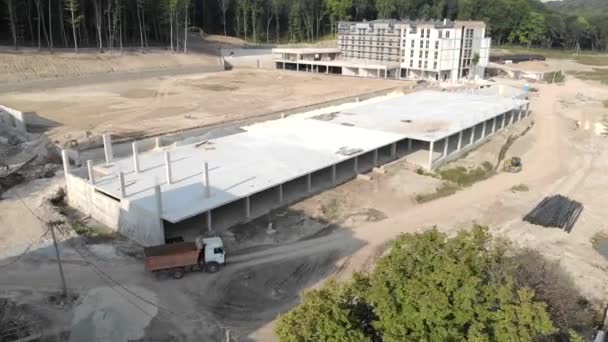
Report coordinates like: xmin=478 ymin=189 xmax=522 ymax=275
xmin=200 ymin=237 xmax=225 ymax=266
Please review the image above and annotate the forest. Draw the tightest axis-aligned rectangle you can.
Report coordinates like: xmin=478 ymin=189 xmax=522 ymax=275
xmin=0 ymin=0 xmax=607 ymax=53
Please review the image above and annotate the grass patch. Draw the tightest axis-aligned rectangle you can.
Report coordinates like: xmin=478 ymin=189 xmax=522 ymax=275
xmin=438 ymin=161 xmax=495 ymax=187
xmin=320 ymin=198 xmax=341 ymax=222
xmin=511 ymin=184 xmax=530 ymax=192
xmin=591 ymin=232 xmax=608 ymax=250
xmin=415 ymin=182 xmax=460 ymax=203
xmin=72 ymin=222 xmax=117 ymax=243
xmin=574 ymin=55 xmax=608 ymax=66
xmin=493 ymin=46 xmax=604 ymax=60
xmin=569 ymin=68 xmax=608 ymax=85
xmin=543 ymin=71 xmax=565 ymax=84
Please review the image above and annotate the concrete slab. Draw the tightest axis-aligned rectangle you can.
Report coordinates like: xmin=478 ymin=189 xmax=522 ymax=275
xmin=317 ymin=90 xmax=528 ymax=142
xmin=92 ymin=119 xmax=403 ymax=223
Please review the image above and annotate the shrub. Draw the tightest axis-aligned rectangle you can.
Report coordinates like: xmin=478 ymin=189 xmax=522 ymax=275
xmin=277 ymin=227 xmax=557 ymax=341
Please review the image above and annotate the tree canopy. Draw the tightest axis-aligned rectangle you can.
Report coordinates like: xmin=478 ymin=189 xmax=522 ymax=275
xmin=276 ymin=227 xmax=559 ymax=341
xmin=1 ymin=0 xmax=607 ymax=52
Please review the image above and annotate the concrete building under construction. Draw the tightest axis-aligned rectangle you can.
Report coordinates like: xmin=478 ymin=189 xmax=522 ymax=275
xmin=62 ymin=89 xmax=529 ymax=247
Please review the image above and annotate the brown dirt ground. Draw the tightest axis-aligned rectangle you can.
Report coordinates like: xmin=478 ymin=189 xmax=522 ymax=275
xmin=0 ymin=69 xmax=403 ymax=146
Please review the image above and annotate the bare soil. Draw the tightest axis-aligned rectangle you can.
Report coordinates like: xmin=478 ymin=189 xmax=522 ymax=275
xmin=0 ymin=69 xmax=402 ymax=147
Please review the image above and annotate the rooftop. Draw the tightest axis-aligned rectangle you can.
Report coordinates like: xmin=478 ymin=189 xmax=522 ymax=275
xmin=91 ymin=90 xmax=527 ymax=223
xmin=315 ymin=90 xmax=527 ymax=141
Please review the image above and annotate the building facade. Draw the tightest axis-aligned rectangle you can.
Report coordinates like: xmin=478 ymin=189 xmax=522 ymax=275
xmin=337 ymin=20 xmax=491 ymax=82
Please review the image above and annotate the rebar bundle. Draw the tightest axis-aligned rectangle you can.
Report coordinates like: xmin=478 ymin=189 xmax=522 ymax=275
xmin=523 ymin=195 xmax=583 ymax=233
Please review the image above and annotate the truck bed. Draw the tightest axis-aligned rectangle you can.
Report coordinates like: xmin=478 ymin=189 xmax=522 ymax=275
xmin=144 ymin=242 xmax=200 ymax=272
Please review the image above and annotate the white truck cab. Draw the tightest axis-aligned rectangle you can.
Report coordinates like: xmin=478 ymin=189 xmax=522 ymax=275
xmin=198 ymin=236 xmax=225 ymax=267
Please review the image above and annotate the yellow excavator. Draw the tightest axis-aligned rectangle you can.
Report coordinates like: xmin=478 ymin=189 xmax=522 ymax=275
xmin=503 ymin=157 xmax=522 ymax=173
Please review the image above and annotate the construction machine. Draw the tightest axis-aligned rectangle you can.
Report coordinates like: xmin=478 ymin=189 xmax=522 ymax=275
xmin=503 ymin=157 xmax=522 ymax=173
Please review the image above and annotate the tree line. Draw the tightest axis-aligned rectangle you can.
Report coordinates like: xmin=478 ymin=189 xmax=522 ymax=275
xmin=1 ymin=0 xmax=607 ymax=53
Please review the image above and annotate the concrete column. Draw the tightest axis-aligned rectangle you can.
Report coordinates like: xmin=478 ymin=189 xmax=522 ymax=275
xmin=277 ymin=184 xmax=284 ymax=204
xmin=373 ymin=150 xmax=379 ymax=166
xmin=61 ymin=150 xmax=70 ymax=176
xmin=377 ymin=69 xmax=380 ymax=78
xmin=353 ymin=157 xmax=359 ymax=174
xmin=297 ymin=63 xmax=300 ymax=71
xmin=492 ymin=117 xmax=497 ymax=134
xmin=457 ymin=131 xmax=463 ymax=151
xmin=443 ymin=137 xmax=449 ymax=157
xmin=517 ymin=109 xmax=522 ymax=122
xmin=206 ymin=211 xmax=213 ymax=232
xmin=154 ymin=185 xmax=164 ymax=236
xmin=469 ymin=126 xmax=475 ymax=145
xmin=155 ymin=137 xmax=161 ymax=149
xmin=307 ymin=174 xmax=312 ymax=193
xmin=384 ymin=69 xmax=388 ymax=78
xmin=165 ymin=151 xmax=172 ymax=185
xmin=391 ymin=143 xmax=397 ymax=158
xmin=408 ymin=139 xmax=412 ymax=152
xmin=87 ymin=160 xmax=95 ymax=184
xmin=203 ymin=162 xmax=210 ymax=198
xmin=428 ymin=141 xmax=435 ymax=170
xmin=132 ymin=142 xmax=140 ymax=173
xmin=245 ymin=197 xmax=251 ymax=219
xmin=102 ymin=134 xmax=113 ymax=164
xmin=331 ymin=165 xmax=337 ymax=184
xmin=283 ymin=62 xmax=286 ymax=70
xmin=482 ymin=121 xmax=487 ymax=138
xmin=326 ymin=66 xmax=329 ymax=74
xmin=118 ymin=172 xmax=126 ymax=198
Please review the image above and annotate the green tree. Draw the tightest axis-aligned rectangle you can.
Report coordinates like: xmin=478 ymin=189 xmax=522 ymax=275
xmin=508 ymin=11 xmax=546 ymax=48
xmin=276 ymin=227 xmax=557 ymax=341
xmin=375 ymin=0 xmax=396 ymax=19
xmin=324 ymin=0 xmax=351 ymax=33
xmin=65 ymin=0 xmax=83 ymax=53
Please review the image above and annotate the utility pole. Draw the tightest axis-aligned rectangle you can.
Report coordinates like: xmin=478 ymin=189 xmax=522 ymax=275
xmin=49 ymin=221 xmax=68 ymax=297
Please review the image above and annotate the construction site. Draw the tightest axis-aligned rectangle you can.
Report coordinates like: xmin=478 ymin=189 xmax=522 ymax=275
xmin=2 ymin=35 xmax=608 ymax=342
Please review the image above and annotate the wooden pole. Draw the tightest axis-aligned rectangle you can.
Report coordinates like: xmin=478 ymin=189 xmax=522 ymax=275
xmin=49 ymin=222 xmax=68 ymax=297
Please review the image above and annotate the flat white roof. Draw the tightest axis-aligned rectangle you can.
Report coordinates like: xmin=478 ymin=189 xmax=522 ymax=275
xmin=91 ymin=90 xmax=527 ymax=223
xmin=317 ymin=90 xmax=528 ymax=141
xmin=94 ymin=119 xmax=402 ymax=223
xmin=273 ymin=48 xmax=341 ymax=54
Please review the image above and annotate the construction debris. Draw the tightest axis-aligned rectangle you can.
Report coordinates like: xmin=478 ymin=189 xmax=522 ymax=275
xmin=523 ymin=195 xmax=583 ymax=233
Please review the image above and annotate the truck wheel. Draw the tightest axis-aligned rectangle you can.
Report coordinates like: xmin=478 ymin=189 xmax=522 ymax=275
xmin=205 ymin=262 xmax=220 ymax=273
xmin=172 ymin=268 xmax=184 ymax=279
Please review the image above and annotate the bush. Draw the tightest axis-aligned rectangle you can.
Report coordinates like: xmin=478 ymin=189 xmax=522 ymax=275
xmin=438 ymin=162 xmax=495 ymax=187
xmin=511 ymin=249 xmax=600 ymax=338
xmin=511 ymin=184 xmax=530 ymax=192
xmin=544 ymin=71 xmax=566 ymax=84
xmin=276 ymin=227 xmax=558 ymax=341
xmin=414 ymin=182 xmax=460 ymax=203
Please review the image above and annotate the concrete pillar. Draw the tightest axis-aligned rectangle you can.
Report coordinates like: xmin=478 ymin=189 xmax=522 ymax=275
xmin=132 ymin=142 xmax=140 ymax=173
xmin=206 ymin=211 xmax=213 ymax=232
xmin=165 ymin=151 xmax=172 ymax=185
xmin=354 ymin=157 xmax=359 ymax=174
xmin=457 ymin=131 xmax=463 ymax=151
xmin=102 ymin=134 xmax=113 ymax=164
xmin=377 ymin=69 xmax=380 ymax=78
xmin=443 ymin=137 xmax=449 ymax=157
xmin=384 ymin=69 xmax=388 ymax=79
xmin=408 ymin=139 xmax=412 ymax=152
xmin=491 ymin=117 xmax=497 ymax=134
xmin=297 ymin=63 xmax=300 ymax=71
xmin=61 ymin=150 xmax=70 ymax=176
xmin=87 ymin=160 xmax=95 ymax=184
xmin=283 ymin=62 xmax=286 ymax=71
xmin=391 ymin=143 xmax=397 ymax=157
xmin=154 ymin=185 xmax=164 ymax=237
xmin=331 ymin=165 xmax=337 ymax=184
xmin=155 ymin=137 xmax=161 ymax=149
xmin=373 ymin=150 xmax=379 ymax=166
xmin=203 ymin=162 xmax=210 ymax=198
xmin=245 ymin=197 xmax=251 ymax=218
xmin=277 ymin=184 xmax=284 ymax=204
xmin=428 ymin=141 xmax=435 ymax=170
xmin=469 ymin=126 xmax=475 ymax=145
xmin=326 ymin=66 xmax=329 ymax=74
xmin=307 ymin=174 xmax=312 ymax=193
xmin=482 ymin=121 xmax=487 ymax=138
xmin=118 ymin=172 xmax=126 ymax=198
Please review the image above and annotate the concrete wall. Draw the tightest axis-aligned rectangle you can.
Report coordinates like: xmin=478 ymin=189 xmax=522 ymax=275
xmin=0 ymin=105 xmax=29 ymax=132
xmin=66 ymin=174 xmax=165 ymax=246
